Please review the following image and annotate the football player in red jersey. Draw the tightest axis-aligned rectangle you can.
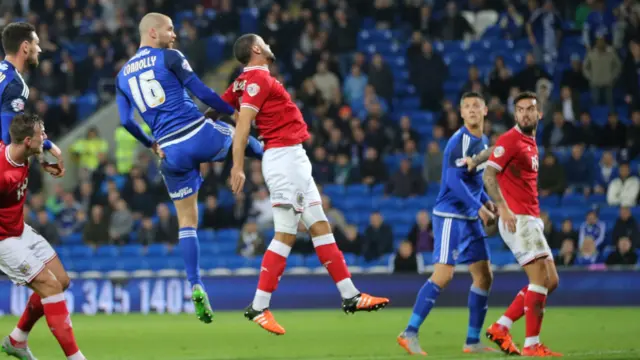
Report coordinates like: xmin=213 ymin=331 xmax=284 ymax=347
xmin=223 ymin=34 xmax=389 ymax=335
xmin=0 ymin=114 xmax=85 ymax=360
xmin=482 ymin=92 xmax=562 ymax=357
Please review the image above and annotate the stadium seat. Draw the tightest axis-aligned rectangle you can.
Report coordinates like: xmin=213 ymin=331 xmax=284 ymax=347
xmin=146 ymin=244 xmax=169 ymax=257
xmin=69 ymin=245 xmax=94 ymax=258
xmin=217 ymin=229 xmax=240 ymax=242
xmin=95 ymin=245 xmax=119 ymax=258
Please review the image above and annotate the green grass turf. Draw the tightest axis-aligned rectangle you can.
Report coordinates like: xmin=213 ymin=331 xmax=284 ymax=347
xmin=1 ymin=308 xmax=638 ymax=360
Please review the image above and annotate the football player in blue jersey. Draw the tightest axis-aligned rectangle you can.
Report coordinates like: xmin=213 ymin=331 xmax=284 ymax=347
xmin=0 ymin=22 xmax=64 ymax=178
xmin=115 ymin=12 xmax=264 ymax=324
xmin=397 ymin=92 xmax=499 ymax=356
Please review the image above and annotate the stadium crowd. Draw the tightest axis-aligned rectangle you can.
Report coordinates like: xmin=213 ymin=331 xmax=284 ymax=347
xmin=6 ymin=0 xmax=640 ymax=273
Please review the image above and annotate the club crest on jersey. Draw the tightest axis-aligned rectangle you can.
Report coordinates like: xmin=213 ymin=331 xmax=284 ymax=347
xmin=11 ymin=98 xmax=24 ymax=112
xmin=246 ymin=83 xmax=260 ymax=97
xmin=181 ymin=59 xmax=192 ymax=72
xmin=295 ymin=192 xmax=305 ymax=207
xmin=17 ymin=261 xmax=31 ymax=276
xmin=493 ymin=146 xmax=505 ymax=158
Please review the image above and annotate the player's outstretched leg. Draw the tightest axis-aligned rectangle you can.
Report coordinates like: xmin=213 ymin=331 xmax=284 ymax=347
xmin=301 ymin=205 xmax=389 ymax=313
xmin=397 ymin=278 xmax=441 ymax=356
xmin=486 ymin=286 xmax=526 ymax=355
xmin=463 ymin=260 xmax=497 ymax=354
xmin=244 ymin=206 xmax=296 ymax=335
xmin=174 ymin=195 xmax=214 ymax=324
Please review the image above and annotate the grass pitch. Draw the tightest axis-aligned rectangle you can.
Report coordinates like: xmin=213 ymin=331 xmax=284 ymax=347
xmin=1 ymin=308 xmax=638 ymax=359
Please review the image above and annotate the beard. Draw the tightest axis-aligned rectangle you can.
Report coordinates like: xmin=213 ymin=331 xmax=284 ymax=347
xmin=27 ymin=50 xmax=39 ymax=66
xmin=517 ymin=119 xmax=537 ymax=134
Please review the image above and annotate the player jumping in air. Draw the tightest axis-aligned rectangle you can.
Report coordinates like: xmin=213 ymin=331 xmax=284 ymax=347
xmin=0 ymin=115 xmax=85 ymax=360
xmin=483 ymin=91 xmax=562 ymax=357
xmin=0 ymin=22 xmax=65 ymax=177
xmin=115 ymin=13 xmax=264 ymax=324
xmin=224 ymin=34 xmax=389 ymax=335
xmin=397 ymin=92 xmax=498 ymax=356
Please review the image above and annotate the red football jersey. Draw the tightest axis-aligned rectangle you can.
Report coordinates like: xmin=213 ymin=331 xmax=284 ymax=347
xmin=487 ymin=126 xmax=540 ymax=217
xmin=0 ymin=143 xmax=29 ymax=240
xmin=222 ymin=65 xmax=310 ymax=150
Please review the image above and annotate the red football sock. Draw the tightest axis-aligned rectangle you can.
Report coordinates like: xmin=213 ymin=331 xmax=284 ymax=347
xmin=524 ymin=284 xmax=548 ymax=347
xmin=17 ymin=292 xmax=44 ymax=333
xmin=253 ymin=240 xmax=290 ymax=310
xmin=312 ymin=234 xmax=359 ymax=299
xmin=504 ymin=285 xmax=528 ymax=321
xmin=42 ymin=294 xmax=80 ymax=357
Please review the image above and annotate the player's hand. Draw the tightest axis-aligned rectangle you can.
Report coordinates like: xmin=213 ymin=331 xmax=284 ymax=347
xmin=230 ymin=166 xmax=246 ymax=194
xmin=499 ymin=206 xmax=517 ymax=233
xmin=465 ymin=157 xmax=477 ymax=172
xmin=42 ymin=162 xmax=64 ymax=178
xmin=152 ymin=142 xmax=165 ymax=159
xmin=484 ymin=200 xmax=497 ymax=214
xmin=204 ymin=107 xmax=219 ymax=119
xmin=478 ymin=205 xmax=496 ymax=226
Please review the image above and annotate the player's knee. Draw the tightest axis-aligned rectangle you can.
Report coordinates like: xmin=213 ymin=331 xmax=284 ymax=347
xmin=174 ymin=196 xmax=199 ymax=228
xmin=431 ymin=264 xmax=454 ymax=288
xmin=58 ymin=272 xmax=71 ymax=290
xmin=30 ymin=270 xmax=64 ymax=298
xmin=475 ymin=270 xmax=493 ymax=290
xmin=301 ymin=205 xmax=329 ymax=236
xmin=273 ymin=205 xmax=301 ymax=236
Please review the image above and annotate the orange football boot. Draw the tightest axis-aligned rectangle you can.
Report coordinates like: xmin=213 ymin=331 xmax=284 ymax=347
xmin=342 ymin=293 xmax=390 ymax=313
xmin=244 ymin=305 xmax=286 ymax=335
xmin=486 ymin=323 xmax=521 ymax=355
xmin=522 ymin=343 xmax=563 ymax=357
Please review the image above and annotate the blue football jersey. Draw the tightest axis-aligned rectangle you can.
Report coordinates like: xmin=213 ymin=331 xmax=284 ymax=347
xmin=0 ymin=60 xmax=29 ymax=144
xmin=115 ymin=47 xmax=203 ymax=141
xmin=433 ymin=126 xmax=489 ymax=220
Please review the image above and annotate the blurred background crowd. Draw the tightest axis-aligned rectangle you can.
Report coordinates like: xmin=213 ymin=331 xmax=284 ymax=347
xmin=2 ymin=0 xmax=640 ymax=274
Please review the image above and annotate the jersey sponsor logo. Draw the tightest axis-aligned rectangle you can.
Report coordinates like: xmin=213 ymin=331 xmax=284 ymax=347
xmin=0 ymin=63 xmax=7 ymax=71
xmin=233 ymin=80 xmax=246 ymax=91
xmin=493 ymin=146 xmax=505 ymax=158
xmin=246 ymin=83 xmax=260 ymax=97
xmin=455 ymin=158 xmax=467 ymax=167
xmin=181 ymin=59 xmax=192 ymax=72
xmin=168 ymin=187 xmax=193 ymax=199
xmin=531 ymin=155 xmax=539 ymax=172
xmin=0 ymin=73 xmax=5 ymax=84
xmin=10 ymin=98 xmax=25 ymax=112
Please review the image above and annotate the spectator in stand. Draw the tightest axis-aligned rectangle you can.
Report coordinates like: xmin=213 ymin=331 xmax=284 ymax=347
xmin=542 ymin=111 xmax=576 ymax=148
xmin=607 ymin=163 xmax=640 ymax=206
xmin=363 ymin=211 xmax=394 ymax=261
xmin=84 ymin=204 xmax=110 ymax=248
xmin=527 ymin=0 xmax=563 ymax=63
xmin=109 ymin=199 xmax=133 ymax=245
xmin=360 ymin=148 xmax=388 ymax=185
xmin=407 ymin=210 xmax=434 ymax=252
xmin=605 ymin=236 xmax=638 ymax=265
xmin=70 ymin=127 xmax=109 ymax=173
xmin=583 ymin=0 xmax=615 ymax=48
xmin=487 ymin=56 xmax=513 ymax=103
xmin=333 ymin=153 xmax=360 ymax=185
xmin=577 ymin=112 xmax=600 ymax=146
xmin=409 ymin=40 xmax=448 ymax=111
xmin=390 ymin=241 xmax=424 ymax=274
xmin=627 ymin=110 xmax=640 ymax=148
xmin=34 ymin=210 xmax=61 ymax=246
xmin=579 ymin=208 xmax=607 ymax=248
xmin=395 ymin=116 xmax=420 ymax=152
xmin=623 ymin=40 xmax=640 ymax=109
xmin=336 ymin=225 xmax=362 ymax=255
xmin=541 ymin=211 xmax=556 ymax=243
xmin=553 ymin=86 xmax=580 ymax=124
xmin=437 ymin=1 xmax=474 ymax=41
xmin=423 ymin=141 xmax=443 ymax=184
xmin=368 ymin=53 xmax=395 ymax=107
xmin=512 ymin=52 xmax=551 ymax=92
xmin=386 ymin=159 xmax=425 ymax=198
xmin=250 ymin=188 xmax=274 ymax=231
xmin=565 ymin=143 xmax=597 ymax=195
xmin=321 ymin=195 xmax=348 ymax=232
xmin=342 ymin=65 xmax=368 ymax=103
xmin=137 ymin=217 xmax=157 ymax=247
xmin=583 ymin=35 xmax=622 ymax=110
xmin=575 ymin=236 xmax=601 ymax=265
xmin=201 ymin=195 xmax=233 ymax=230
xmin=462 ymin=65 xmax=488 ymax=96
xmin=612 ymin=206 xmax=640 ymax=247
xmin=128 ymin=178 xmax=157 ymax=220
xmin=595 ymin=151 xmax=618 ymax=194
xmin=555 ymin=239 xmax=577 ymax=267
xmin=551 ymin=219 xmax=579 ymax=249
xmin=312 ymin=61 xmax=340 ymax=103
xmin=538 ymin=153 xmax=567 ymax=197
xmin=600 ymin=112 xmax=627 ymax=148
xmin=498 ymin=4 xmax=525 ymax=40
xmin=561 ymin=54 xmax=590 ymax=92
xmin=57 ymin=193 xmax=82 ymax=237
xmin=237 ymin=221 xmax=266 ymax=258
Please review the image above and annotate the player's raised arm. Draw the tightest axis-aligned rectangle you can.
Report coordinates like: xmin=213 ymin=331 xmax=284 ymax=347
xmin=467 ymin=146 xmax=495 ymax=171
xmin=164 ymin=49 xmax=235 ymax=115
xmin=115 ymin=85 xmax=155 ymax=148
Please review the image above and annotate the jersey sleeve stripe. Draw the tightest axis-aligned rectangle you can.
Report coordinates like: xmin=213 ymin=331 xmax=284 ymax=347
xmin=240 ymin=103 xmax=260 ymax=112
xmin=486 ymin=160 xmax=502 ymax=171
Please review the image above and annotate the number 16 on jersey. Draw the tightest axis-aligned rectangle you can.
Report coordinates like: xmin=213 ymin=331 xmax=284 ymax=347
xmin=127 ymin=70 xmax=166 ymax=112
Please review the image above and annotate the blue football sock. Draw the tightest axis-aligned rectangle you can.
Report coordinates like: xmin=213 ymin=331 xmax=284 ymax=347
xmin=245 ymin=135 xmax=264 ymax=159
xmin=466 ymin=286 xmax=489 ymax=345
xmin=405 ymin=280 xmax=441 ymax=334
xmin=179 ymin=227 xmax=204 ymax=288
